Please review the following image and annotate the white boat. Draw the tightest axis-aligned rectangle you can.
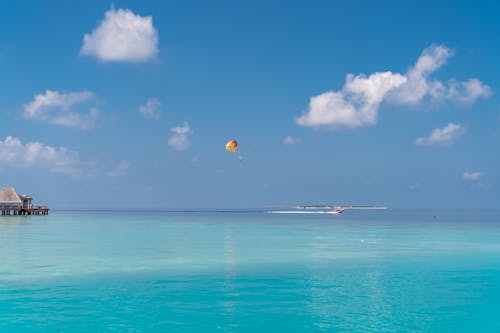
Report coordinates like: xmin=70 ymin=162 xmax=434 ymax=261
xmin=267 ymin=205 xmax=386 ymax=215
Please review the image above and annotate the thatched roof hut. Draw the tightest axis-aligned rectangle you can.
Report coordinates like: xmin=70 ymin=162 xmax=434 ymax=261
xmin=0 ymin=187 xmax=22 ymax=207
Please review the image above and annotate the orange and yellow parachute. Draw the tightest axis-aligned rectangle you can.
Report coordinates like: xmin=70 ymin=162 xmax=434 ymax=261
xmin=225 ymin=139 xmax=238 ymax=152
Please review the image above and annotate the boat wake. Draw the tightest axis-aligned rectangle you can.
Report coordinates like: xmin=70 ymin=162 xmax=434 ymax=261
xmin=268 ymin=210 xmax=341 ymax=215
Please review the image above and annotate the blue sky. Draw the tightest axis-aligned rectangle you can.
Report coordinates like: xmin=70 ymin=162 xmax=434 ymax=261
xmin=0 ymin=0 xmax=499 ymax=209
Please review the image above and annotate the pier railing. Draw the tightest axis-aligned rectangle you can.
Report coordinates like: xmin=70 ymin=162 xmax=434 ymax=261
xmin=1 ymin=206 xmax=49 ymax=215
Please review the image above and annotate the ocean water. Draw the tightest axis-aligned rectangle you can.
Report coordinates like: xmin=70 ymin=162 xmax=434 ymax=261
xmin=1 ymin=209 xmax=500 ymax=332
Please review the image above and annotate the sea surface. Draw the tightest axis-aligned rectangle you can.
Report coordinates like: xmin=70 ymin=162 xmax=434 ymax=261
xmin=1 ymin=209 xmax=500 ymax=332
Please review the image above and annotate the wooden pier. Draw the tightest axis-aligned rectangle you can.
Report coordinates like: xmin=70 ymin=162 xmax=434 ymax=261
xmin=0 ymin=188 xmax=49 ymax=216
xmin=1 ymin=206 xmax=49 ymax=215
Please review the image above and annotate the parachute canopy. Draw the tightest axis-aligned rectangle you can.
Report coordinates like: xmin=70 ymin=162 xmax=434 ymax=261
xmin=225 ymin=139 xmax=238 ymax=152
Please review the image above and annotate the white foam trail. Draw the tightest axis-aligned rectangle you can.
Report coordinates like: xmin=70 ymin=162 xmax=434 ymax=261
xmin=268 ymin=210 xmax=340 ymax=214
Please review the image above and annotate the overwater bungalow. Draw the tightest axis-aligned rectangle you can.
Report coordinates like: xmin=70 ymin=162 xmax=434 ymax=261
xmin=0 ymin=187 xmax=49 ymax=215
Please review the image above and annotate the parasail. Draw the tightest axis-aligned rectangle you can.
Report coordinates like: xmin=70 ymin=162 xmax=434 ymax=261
xmin=225 ymin=139 xmax=244 ymax=164
xmin=225 ymin=139 xmax=238 ymax=152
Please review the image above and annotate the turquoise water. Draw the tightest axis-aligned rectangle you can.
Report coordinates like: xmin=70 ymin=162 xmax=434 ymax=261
xmin=1 ymin=210 xmax=500 ymax=332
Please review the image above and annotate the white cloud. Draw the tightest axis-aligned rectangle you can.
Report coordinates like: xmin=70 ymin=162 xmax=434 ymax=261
xmin=24 ymin=90 xmax=92 ymax=116
xmin=446 ymin=78 xmax=492 ymax=103
xmin=296 ymin=45 xmax=491 ymax=129
xmin=390 ymin=45 xmax=491 ymax=104
xmin=415 ymin=123 xmax=466 ymax=146
xmin=0 ymin=136 xmax=83 ymax=176
xmin=296 ymin=72 xmax=406 ymax=128
xmin=389 ymin=45 xmax=454 ymax=104
xmin=283 ymin=136 xmax=301 ymax=145
xmin=23 ymin=90 xmax=99 ymax=130
xmin=138 ymin=98 xmax=161 ymax=119
xmin=409 ymin=181 xmax=422 ymax=191
xmin=463 ymin=171 xmax=483 ymax=181
xmin=81 ymin=7 xmax=158 ymax=62
xmin=0 ymin=136 xmax=131 ymax=179
xmin=108 ymin=160 xmax=130 ymax=178
xmin=168 ymin=121 xmax=192 ymax=151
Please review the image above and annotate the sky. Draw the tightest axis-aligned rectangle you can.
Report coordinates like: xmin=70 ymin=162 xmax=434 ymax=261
xmin=0 ymin=0 xmax=499 ymax=209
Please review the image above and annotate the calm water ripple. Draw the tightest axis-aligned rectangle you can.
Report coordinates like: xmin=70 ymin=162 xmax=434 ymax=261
xmin=1 ymin=210 xmax=500 ymax=332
